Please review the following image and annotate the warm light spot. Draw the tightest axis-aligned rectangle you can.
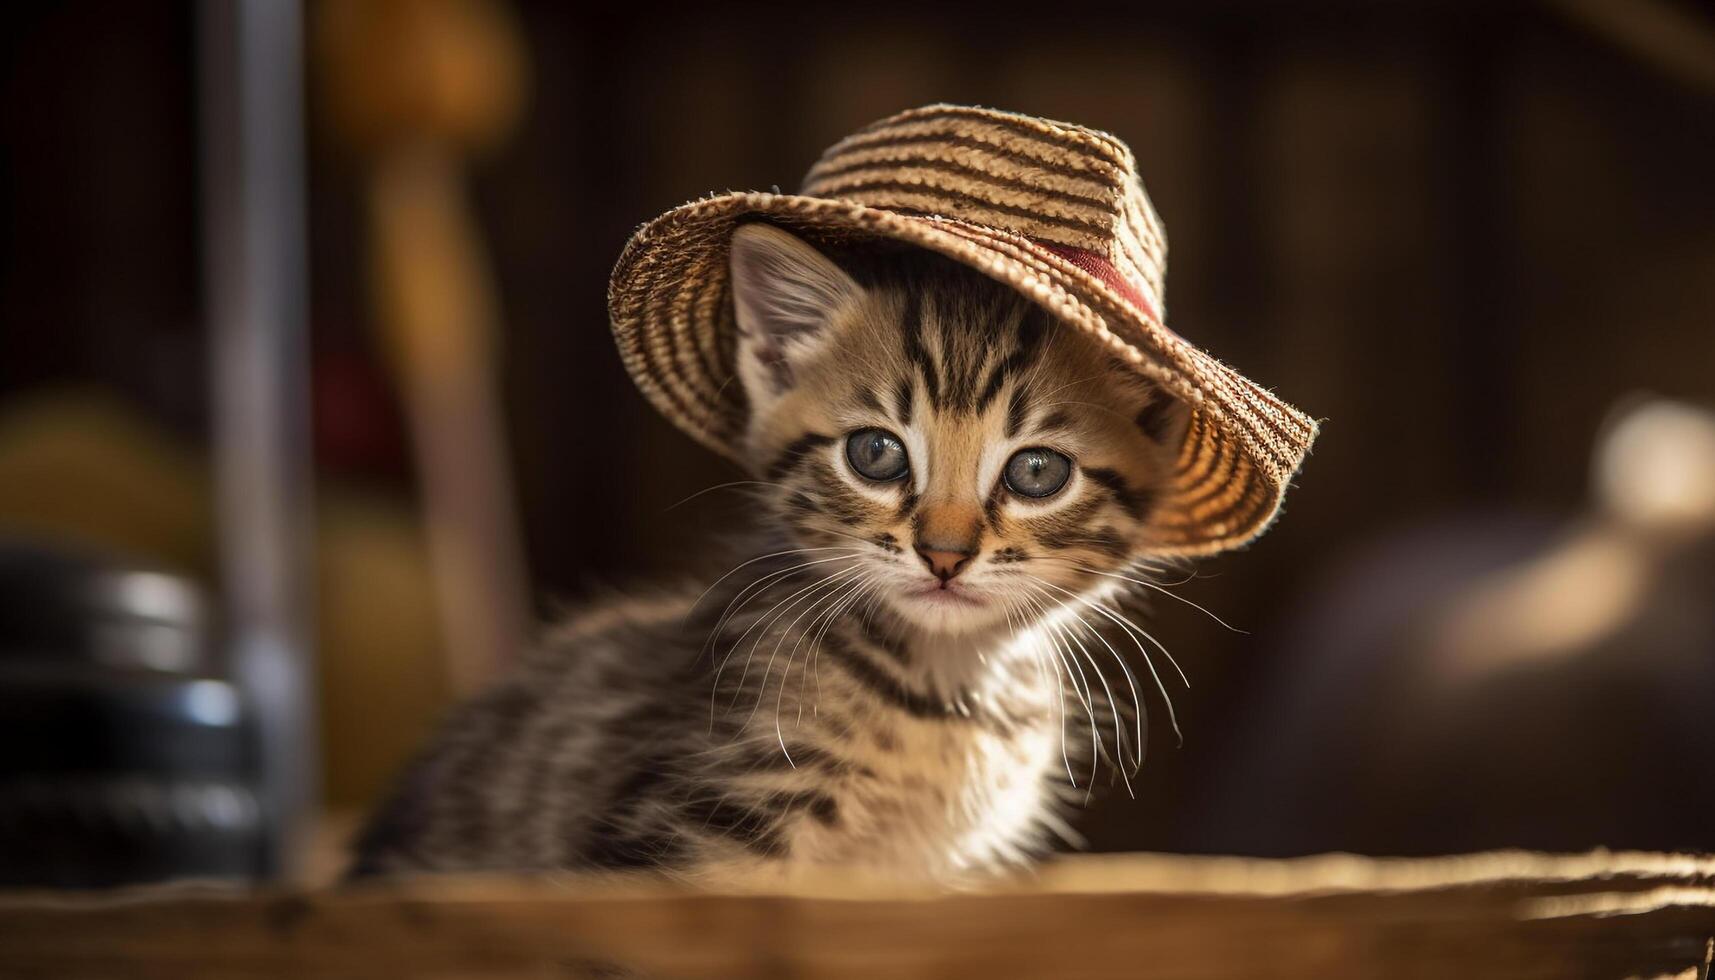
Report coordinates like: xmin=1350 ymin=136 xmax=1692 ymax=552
xmin=1596 ymin=400 xmax=1715 ymax=533
xmin=1434 ymin=398 xmax=1715 ymax=684
xmin=1435 ymin=528 xmax=1648 ymax=680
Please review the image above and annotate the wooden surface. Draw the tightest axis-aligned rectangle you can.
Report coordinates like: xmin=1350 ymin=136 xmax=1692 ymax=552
xmin=2 ymin=851 xmax=1714 ymax=979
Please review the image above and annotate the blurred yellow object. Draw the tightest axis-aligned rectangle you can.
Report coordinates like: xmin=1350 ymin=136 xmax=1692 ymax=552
xmin=314 ymin=0 xmax=532 ymax=697
xmin=0 ymin=391 xmax=449 ymax=808
xmin=313 ymin=491 xmax=450 ymax=806
xmin=0 ymin=391 xmax=212 ymax=574
xmin=315 ymin=0 xmax=527 ymax=156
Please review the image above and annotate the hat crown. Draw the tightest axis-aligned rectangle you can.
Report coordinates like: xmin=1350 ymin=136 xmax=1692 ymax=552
xmin=800 ymin=104 xmax=1169 ymax=318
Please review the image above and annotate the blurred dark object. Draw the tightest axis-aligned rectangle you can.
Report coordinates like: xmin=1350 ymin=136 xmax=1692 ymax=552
xmin=1203 ymin=399 xmax=1715 ymax=856
xmin=0 ymin=541 xmax=261 ymax=887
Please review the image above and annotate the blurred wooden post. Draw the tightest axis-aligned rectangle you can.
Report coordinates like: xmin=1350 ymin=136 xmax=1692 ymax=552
xmin=315 ymin=0 xmax=532 ymax=696
xmin=199 ymin=0 xmax=318 ymax=879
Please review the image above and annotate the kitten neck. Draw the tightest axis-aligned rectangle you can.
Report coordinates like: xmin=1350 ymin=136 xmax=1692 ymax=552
xmin=866 ymin=602 xmax=1043 ymax=702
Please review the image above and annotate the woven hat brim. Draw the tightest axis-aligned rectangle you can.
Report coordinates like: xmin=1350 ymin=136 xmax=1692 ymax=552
xmin=609 ymin=191 xmax=1318 ymax=557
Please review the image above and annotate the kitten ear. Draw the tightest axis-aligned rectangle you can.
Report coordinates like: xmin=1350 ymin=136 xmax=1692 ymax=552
xmin=729 ymin=224 xmax=861 ymax=409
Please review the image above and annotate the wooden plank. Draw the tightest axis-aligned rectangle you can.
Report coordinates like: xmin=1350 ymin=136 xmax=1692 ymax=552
xmin=1 ymin=851 xmax=1712 ymax=979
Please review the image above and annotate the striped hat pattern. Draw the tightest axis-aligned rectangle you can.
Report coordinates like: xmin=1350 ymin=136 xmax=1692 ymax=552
xmin=609 ymin=104 xmax=1317 ymax=556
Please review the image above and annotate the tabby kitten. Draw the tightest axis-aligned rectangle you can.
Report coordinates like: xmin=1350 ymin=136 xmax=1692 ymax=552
xmin=352 ymin=223 xmax=1191 ymax=883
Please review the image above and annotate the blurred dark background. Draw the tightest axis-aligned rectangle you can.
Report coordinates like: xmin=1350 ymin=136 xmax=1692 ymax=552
xmin=3 ymin=0 xmax=1713 ymax=880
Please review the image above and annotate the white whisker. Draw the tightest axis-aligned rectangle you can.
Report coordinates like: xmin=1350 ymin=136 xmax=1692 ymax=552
xmin=666 ymin=479 xmax=782 ymax=512
xmin=1004 ymin=593 xmax=1075 ymax=786
xmin=700 ymin=552 xmax=861 ymax=661
xmin=802 ymin=574 xmax=879 ymax=723
xmin=1041 ymin=592 xmax=1144 ymax=785
xmin=732 ymin=566 xmax=864 ymax=717
xmin=770 ymin=572 xmax=874 ymax=765
xmin=752 ymin=566 xmax=865 ymax=739
xmin=711 ymin=563 xmax=860 ymax=726
xmin=689 ymin=546 xmax=857 ymax=616
xmin=778 ymin=569 xmax=875 ymax=743
xmin=1016 ymin=586 xmax=1100 ymax=792
xmin=1064 ymin=561 xmax=1246 ymax=634
xmin=1031 ymin=576 xmax=1184 ymax=746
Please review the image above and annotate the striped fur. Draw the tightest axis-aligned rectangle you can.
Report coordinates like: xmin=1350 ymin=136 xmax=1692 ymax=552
xmin=353 ymin=233 xmax=1191 ymax=885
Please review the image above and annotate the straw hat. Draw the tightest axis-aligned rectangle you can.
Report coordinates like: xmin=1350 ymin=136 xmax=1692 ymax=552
xmin=609 ymin=104 xmax=1317 ymax=556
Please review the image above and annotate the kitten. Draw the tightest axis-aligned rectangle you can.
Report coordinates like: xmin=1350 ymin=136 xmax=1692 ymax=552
xmin=351 ymin=224 xmax=1191 ymax=884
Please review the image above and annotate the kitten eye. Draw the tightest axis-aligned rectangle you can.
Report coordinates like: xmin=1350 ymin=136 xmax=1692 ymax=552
xmin=1003 ymin=448 xmax=1072 ymax=498
xmin=845 ymin=428 xmax=909 ymax=482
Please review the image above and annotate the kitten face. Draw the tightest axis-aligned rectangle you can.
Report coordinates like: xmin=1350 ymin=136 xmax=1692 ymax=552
xmin=730 ymin=224 xmax=1188 ymax=636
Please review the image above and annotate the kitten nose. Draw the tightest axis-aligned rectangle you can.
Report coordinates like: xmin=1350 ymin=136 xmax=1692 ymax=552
xmin=916 ymin=546 xmax=974 ymax=583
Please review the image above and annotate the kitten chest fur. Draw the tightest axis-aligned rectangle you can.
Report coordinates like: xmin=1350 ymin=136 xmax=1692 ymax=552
xmin=745 ymin=620 xmax=1069 ymax=878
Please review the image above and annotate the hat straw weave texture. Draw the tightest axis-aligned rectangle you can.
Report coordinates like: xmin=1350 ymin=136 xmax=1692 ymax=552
xmin=609 ymin=104 xmax=1317 ymax=556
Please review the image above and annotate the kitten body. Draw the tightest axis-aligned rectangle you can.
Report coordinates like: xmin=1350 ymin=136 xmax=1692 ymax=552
xmin=354 ymin=227 xmax=1189 ymax=883
xmin=355 ymin=579 xmax=1070 ymax=883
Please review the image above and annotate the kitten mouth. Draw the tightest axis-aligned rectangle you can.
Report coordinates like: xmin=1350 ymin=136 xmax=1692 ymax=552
xmin=906 ymin=582 xmax=986 ymax=607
